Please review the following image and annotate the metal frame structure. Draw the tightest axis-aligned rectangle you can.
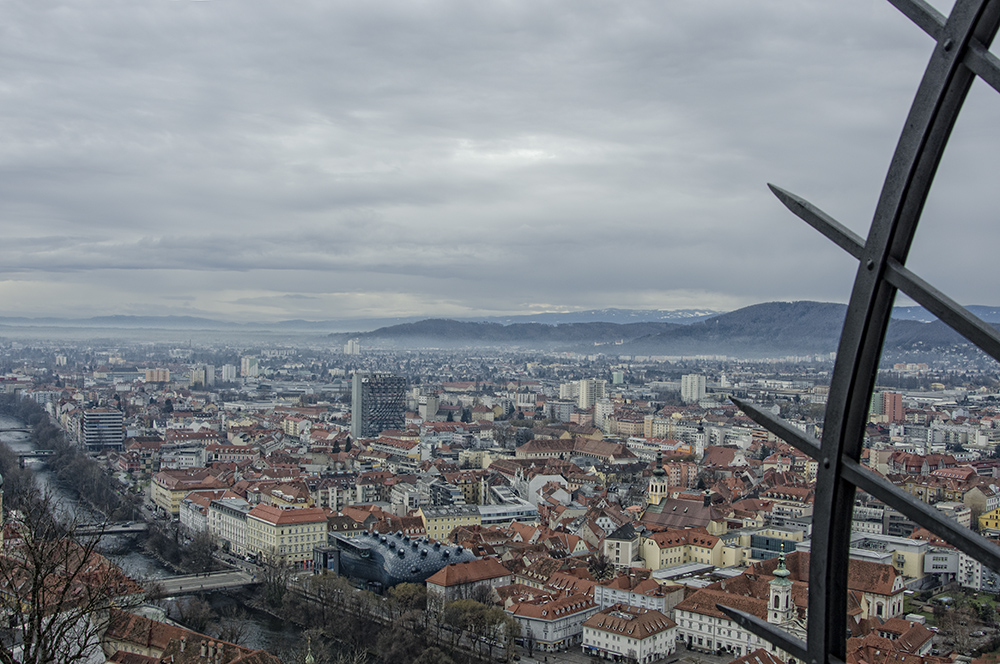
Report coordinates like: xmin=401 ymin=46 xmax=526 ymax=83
xmin=717 ymin=2 xmax=1000 ymax=663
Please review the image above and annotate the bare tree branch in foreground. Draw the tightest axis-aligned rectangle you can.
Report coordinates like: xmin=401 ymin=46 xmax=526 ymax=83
xmin=0 ymin=488 xmax=144 ymax=664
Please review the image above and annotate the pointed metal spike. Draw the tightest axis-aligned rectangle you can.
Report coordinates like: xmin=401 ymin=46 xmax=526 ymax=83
xmin=768 ymin=184 xmax=866 ymax=259
xmin=886 ymin=0 xmax=946 ymax=38
xmin=731 ymin=396 xmax=1000 ymax=574
xmin=965 ymin=39 xmax=1000 ymax=94
xmin=841 ymin=461 xmax=1000 ymax=574
xmin=885 ymin=258 xmax=1000 ymax=365
xmin=717 ymin=604 xmax=809 ymax=661
xmin=731 ymin=397 xmax=822 ymax=458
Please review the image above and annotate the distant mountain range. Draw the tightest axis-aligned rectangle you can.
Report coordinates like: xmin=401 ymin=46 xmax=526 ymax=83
xmin=465 ymin=308 xmax=720 ymax=325
xmin=0 ymin=307 xmax=720 ymax=332
xmin=0 ymin=303 xmax=995 ymax=357
xmin=892 ymin=305 xmax=1000 ymax=323
xmin=335 ymin=301 xmax=994 ymax=357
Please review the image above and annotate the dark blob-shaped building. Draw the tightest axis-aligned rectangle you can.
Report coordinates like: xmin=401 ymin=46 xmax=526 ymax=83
xmin=316 ymin=530 xmax=477 ymax=592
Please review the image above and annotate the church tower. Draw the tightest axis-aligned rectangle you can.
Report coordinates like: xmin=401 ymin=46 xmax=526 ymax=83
xmin=768 ymin=547 xmax=794 ymax=625
xmin=646 ymin=450 xmax=668 ymax=507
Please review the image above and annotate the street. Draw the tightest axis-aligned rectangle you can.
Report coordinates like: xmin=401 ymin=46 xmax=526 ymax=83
xmin=515 ymin=641 xmax=737 ymax=664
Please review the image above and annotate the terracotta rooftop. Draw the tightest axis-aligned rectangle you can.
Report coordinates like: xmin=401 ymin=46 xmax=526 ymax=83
xmin=246 ymin=504 xmax=327 ymax=525
xmin=426 ymin=557 xmax=511 ymax=587
xmin=582 ymin=604 xmax=676 ymax=638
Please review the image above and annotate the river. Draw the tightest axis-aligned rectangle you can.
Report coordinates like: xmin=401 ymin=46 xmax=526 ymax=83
xmin=0 ymin=414 xmax=172 ymax=581
xmin=0 ymin=414 xmax=305 ymax=656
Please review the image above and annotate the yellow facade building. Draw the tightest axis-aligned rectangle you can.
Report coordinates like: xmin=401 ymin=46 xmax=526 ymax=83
xmin=246 ymin=504 xmax=328 ymax=567
xmin=418 ymin=505 xmax=481 ymax=542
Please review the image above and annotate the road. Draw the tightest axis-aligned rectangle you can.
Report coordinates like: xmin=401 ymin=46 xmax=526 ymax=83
xmin=153 ymin=570 xmax=258 ymax=597
xmin=77 ymin=522 xmax=149 ymax=536
xmin=516 ymin=641 xmax=737 ymax=664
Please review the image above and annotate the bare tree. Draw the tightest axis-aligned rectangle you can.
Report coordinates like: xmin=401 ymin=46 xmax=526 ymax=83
xmin=0 ymin=489 xmax=144 ymax=664
xmin=469 ymin=582 xmax=497 ymax=606
xmin=257 ymin=550 xmax=291 ymax=607
xmin=175 ymin=596 xmax=216 ymax=633
xmin=588 ymin=551 xmax=615 ymax=581
xmin=214 ymin=605 xmax=251 ymax=645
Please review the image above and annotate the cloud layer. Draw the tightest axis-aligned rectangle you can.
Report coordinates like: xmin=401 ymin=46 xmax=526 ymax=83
xmin=0 ymin=0 xmax=994 ymax=322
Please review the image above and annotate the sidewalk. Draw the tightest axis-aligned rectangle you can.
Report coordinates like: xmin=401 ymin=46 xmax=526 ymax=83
xmin=517 ymin=647 xmax=591 ymax=664
xmin=515 ymin=642 xmax=734 ymax=664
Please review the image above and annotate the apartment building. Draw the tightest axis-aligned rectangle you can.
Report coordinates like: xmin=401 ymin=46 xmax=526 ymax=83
xmin=246 ymin=504 xmax=328 ymax=567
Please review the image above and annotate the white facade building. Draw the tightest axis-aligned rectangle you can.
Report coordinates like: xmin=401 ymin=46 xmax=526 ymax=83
xmin=680 ymin=375 xmax=707 ymax=404
xmin=507 ymin=594 xmax=598 ymax=652
xmin=208 ymin=496 xmax=252 ymax=556
xmin=581 ymin=605 xmax=677 ymax=664
xmin=240 ymin=356 xmax=260 ymax=378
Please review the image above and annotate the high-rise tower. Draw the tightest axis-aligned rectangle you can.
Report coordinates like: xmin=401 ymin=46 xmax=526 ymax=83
xmin=351 ymin=372 xmax=406 ymax=439
xmin=680 ymin=374 xmax=706 ymax=403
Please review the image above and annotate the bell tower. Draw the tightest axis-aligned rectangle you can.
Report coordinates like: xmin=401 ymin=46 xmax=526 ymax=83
xmin=646 ymin=450 xmax=668 ymax=506
xmin=768 ymin=547 xmax=794 ymax=625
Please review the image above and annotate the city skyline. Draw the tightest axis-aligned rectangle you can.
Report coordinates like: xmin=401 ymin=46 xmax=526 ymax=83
xmin=0 ymin=0 xmax=994 ymax=323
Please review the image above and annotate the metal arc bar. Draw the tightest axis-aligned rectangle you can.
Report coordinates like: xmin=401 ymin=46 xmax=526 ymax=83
xmin=807 ymin=2 xmax=1000 ymax=661
xmin=841 ymin=464 xmax=1000 ymax=573
xmin=965 ymin=38 xmax=1000 ymax=92
xmin=888 ymin=0 xmax=947 ymax=38
xmin=768 ymin=184 xmax=865 ymax=259
xmin=884 ymin=258 xmax=1000 ymax=363
xmin=732 ymin=397 xmax=1000 ymax=574
xmin=717 ymin=605 xmax=809 ymax=662
xmin=731 ymin=397 xmax=821 ymax=457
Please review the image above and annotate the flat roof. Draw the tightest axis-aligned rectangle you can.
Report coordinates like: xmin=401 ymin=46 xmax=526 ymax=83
xmin=650 ymin=562 xmax=715 ymax=580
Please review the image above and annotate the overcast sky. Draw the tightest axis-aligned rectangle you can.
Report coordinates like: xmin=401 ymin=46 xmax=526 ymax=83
xmin=0 ymin=0 xmax=995 ymax=323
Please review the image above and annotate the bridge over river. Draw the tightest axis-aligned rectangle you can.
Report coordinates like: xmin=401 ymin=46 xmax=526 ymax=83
xmin=76 ymin=521 xmax=149 ymax=536
xmin=16 ymin=449 xmax=54 ymax=467
xmin=152 ymin=570 xmax=259 ymax=597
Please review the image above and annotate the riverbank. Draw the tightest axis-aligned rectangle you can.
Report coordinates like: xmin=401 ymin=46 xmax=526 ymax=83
xmin=0 ymin=410 xmax=309 ymax=657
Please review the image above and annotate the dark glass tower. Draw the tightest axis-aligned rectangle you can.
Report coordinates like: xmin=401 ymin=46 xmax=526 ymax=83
xmin=350 ymin=372 xmax=406 ymax=439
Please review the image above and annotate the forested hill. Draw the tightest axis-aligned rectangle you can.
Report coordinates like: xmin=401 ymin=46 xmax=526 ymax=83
xmin=344 ymin=319 xmax=683 ymax=346
xmin=336 ymin=300 xmax=986 ymax=357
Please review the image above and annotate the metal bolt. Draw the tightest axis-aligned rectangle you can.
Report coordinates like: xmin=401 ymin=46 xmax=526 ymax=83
xmin=823 ymin=458 xmax=830 ymax=469
xmin=943 ymin=39 xmax=954 ymax=52
xmin=866 ymin=259 xmax=874 ymax=271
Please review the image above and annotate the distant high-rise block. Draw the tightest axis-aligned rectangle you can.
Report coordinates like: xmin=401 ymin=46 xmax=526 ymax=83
xmin=145 ymin=368 xmax=170 ymax=383
xmin=240 ymin=356 xmax=259 ymax=378
xmin=82 ymin=408 xmax=125 ymax=451
xmin=344 ymin=339 xmax=361 ymax=355
xmin=577 ymin=378 xmax=606 ymax=410
xmin=882 ymin=391 xmax=904 ymax=423
xmin=680 ymin=374 xmax=706 ymax=403
xmin=190 ymin=365 xmax=214 ymax=388
xmin=351 ymin=372 xmax=406 ymax=439
xmin=221 ymin=364 xmax=238 ymax=382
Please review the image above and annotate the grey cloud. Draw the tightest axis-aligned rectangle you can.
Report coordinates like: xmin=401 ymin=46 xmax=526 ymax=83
xmin=0 ymin=0 xmax=991 ymax=321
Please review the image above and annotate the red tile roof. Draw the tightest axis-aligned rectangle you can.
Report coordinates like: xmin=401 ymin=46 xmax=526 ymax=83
xmin=426 ymin=557 xmax=511 ymax=587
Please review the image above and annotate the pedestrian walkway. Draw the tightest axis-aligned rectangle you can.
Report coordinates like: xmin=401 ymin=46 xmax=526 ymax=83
xmin=155 ymin=570 xmax=257 ymax=597
xmin=517 ymin=648 xmax=591 ymax=664
xmin=515 ymin=641 xmax=734 ymax=664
